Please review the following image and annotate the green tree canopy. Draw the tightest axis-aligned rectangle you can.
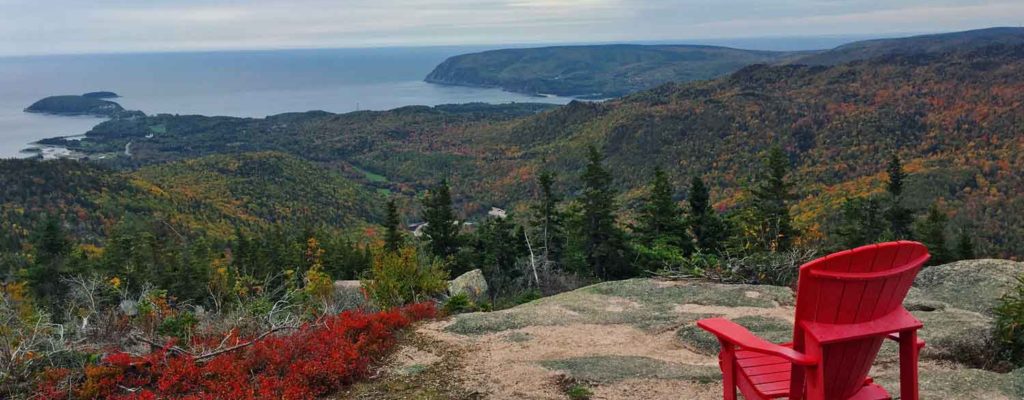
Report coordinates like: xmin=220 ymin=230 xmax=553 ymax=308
xmin=577 ymin=146 xmax=632 ymax=279
xmin=916 ymin=203 xmax=952 ymax=265
xmin=747 ymin=146 xmax=799 ymax=252
xmin=383 ymin=199 xmax=404 ymax=253
xmin=885 ymin=154 xmax=914 ymax=239
xmin=688 ymin=176 xmax=731 ymax=254
xmin=422 ymin=180 xmax=461 ymax=263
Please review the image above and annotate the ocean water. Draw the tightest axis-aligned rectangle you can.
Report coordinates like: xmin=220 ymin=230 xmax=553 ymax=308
xmin=0 ymin=46 xmax=573 ymax=158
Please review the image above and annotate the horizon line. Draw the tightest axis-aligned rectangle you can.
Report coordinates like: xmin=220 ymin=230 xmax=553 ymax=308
xmin=0 ymin=30 xmax=935 ymax=59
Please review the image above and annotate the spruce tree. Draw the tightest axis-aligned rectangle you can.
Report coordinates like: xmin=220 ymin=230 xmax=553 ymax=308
xmin=835 ymin=197 xmax=886 ymax=249
xmin=749 ymin=146 xmax=799 ymax=252
xmin=422 ymin=180 xmax=461 ymax=261
xmin=383 ymin=199 xmax=404 ymax=253
xmin=688 ymin=176 xmax=730 ymax=254
xmin=635 ymin=168 xmax=691 ymax=254
xmin=956 ymin=230 xmax=976 ymax=260
xmin=530 ymin=171 xmax=565 ymax=266
xmin=26 ymin=214 xmax=72 ymax=307
xmin=578 ymin=146 xmax=631 ymax=279
xmin=475 ymin=215 xmax=525 ymax=304
xmin=916 ymin=203 xmax=951 ymax=265
xmin=885 ymin=154 xmax=914 ymax=239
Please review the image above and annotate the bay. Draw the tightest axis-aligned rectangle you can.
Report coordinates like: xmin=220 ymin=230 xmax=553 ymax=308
xmin=0 ymin=46 xmax=573 ymax=159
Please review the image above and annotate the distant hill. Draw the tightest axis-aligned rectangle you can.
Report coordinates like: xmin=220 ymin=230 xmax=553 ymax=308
xmin=425 ymin=44 xmax=807 ymax=98
xmin=133 ymin=151 xmax=380 ymax=231
xmin=0 ymin=153 xmax=379 ymax=246
xmin=793 ymin=27 xmax=1024 ymax=65
xmin=426 ymin=28 xmax=1024 ymax=99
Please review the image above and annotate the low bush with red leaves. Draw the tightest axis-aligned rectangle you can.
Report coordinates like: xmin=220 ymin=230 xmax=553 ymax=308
xmin=37 ymin=303 xmax=436 ymax=400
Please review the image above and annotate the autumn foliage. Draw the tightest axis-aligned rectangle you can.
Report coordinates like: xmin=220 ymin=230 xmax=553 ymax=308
xmin=36 ymin=303 xmax=436 ymax=400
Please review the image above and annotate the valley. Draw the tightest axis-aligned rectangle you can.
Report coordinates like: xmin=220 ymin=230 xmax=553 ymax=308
xmin=3 ymin=26 xmax=1024 ymax=400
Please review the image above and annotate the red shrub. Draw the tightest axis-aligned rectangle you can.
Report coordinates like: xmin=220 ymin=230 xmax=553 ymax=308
xmin=37 ymin=303 xmax=436 ymax=399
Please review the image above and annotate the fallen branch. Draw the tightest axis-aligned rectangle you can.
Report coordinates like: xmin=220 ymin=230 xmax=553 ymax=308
xmin=193 ymin=326 xmax=298 ymax=362
xmin=130 ymin=325 xmax=300 ymax=363
xmin=129 ymin=334 xmax=194 ymax=357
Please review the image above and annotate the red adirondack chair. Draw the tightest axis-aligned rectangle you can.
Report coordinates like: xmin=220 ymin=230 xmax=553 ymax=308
xmin=697 ymin=241 xmax=930 ymax=400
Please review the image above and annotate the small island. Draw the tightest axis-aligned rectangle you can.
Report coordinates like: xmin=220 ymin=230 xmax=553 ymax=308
xmin=25 ymin=93 xmax=143 ymax=119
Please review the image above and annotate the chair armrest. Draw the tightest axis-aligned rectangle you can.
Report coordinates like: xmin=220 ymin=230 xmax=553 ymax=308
xmin=697 ymin=318 xmax=818 ymax=366
xmin=801 ymin=307 xmax=922 ymax=344
xmin=887 ymin=332 xmax=926 ymax=350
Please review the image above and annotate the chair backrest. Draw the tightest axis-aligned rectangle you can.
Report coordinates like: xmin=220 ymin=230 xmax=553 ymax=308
xmin=792 ymin=241 xmax=929 ymax=399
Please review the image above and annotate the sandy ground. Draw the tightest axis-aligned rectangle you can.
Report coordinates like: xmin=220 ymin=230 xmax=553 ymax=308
xmin=409 ymin=285 xmax=786 ymax=399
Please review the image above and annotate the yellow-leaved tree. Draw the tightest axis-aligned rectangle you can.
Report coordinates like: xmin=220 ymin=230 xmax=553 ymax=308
xmin=361 ymin=246 xmax=447 ymax=309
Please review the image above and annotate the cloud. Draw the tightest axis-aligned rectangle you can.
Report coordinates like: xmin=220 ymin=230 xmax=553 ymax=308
xmin=0 ymin=0 xmax=1020 ymax=56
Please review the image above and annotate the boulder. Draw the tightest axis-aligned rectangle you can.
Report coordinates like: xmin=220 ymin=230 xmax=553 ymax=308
xmin=913 ymin=259 xmax=1024 ymax=316
xmin=448 ymin=269 xmax=489 ymax=303
xmin=119 ymin=299 xmax=138 ymax=316
xmin=901 ymin=259 xmax=1024 ymax=369
xmin=333 ymin=280 xmax=368 ymax=310
xmin=911 ymin=307 xmax=998 ymax=367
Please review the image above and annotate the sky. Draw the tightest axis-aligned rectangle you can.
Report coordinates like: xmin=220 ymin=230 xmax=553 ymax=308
xmin=1 ymin=0 xmax=1023 ymax=56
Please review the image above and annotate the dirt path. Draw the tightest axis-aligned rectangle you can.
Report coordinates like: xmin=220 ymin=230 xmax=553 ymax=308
xmin=418 ymin=320 xmax=722 ymax=399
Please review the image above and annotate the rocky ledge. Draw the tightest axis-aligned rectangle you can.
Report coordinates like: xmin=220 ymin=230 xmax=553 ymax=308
xmin=364 ymin=259 xmax=1024 ymax=399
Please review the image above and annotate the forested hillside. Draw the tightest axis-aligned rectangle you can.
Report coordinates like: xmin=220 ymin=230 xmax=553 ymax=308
xmin=465 ymin=44 xmax=1024 ymax=257
xmin=425 ymin=44 xmax=804 ymax=97
xmin=794 ymin=26 xmax=1024 ymax=65
xmin=36 ymin=43 xmax=1024 ymax=258
xmin=0 ymin=152 xmax=378 ymax=249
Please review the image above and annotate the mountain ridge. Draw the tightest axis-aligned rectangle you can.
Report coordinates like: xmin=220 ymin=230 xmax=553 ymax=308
xmin=425 ymin=44 xmax=808 ymax=98
xmin=425 ymin=27 xmax=1024 ymax=98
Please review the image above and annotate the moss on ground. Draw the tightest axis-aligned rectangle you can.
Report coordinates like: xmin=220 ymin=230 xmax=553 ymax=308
xmin=445 ymin=279 xmax=793 ymax=336
xmin=582 ymin=279 xmax=794 ymax=308
xmin=676 ymin=315 xmax=793 ymax=355
xmin=540 ymin=356 xmax=719 ymax=384
xmin=503 ymin=331 xmax=532 ymax=343
xmin=338 ymin=333 xmax=479 ymax=400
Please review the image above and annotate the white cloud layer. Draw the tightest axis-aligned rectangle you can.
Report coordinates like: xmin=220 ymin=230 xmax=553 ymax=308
xmin=0 ymin=0 xmax=1021 ymax=56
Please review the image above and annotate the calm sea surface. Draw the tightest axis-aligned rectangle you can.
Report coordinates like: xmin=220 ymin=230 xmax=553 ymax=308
xmin=0 ymin=46 xmax=573 ymax=158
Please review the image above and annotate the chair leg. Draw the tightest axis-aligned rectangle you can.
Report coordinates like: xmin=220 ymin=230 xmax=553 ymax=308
xmin=789 ymin=331 xmax=806 ymax=400
xmin=803 ymin=333 xmax=825 ymax=400
xmin=718 ymin=340 xmax=737 ymax=400
xmin=898 ymin=329 xmax=920 ymax=400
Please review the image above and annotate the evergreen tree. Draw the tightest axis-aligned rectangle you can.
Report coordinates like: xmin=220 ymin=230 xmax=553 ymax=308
xmin=173 ymin=235 xmax=213 ymax=302
xmin=688 ymin=176 xmax=731 ymax=254
xmin=916 ymin=203 xmax=951 ymax=266
xmin=635 ymin=168 xmax=690 ymax=252
xmin=383 ymin=199 xmax=404 ymax=253
xmin=578 ymin=146 xmax=631 ymax=279
xmin=26 ymin=215 xmax=72 ymax=307
xmin=748 ymin=146 xmax=799 ymax=252
xmin=885 ymin=154 xmax=914 ymax=239
xmin=632 ymin=168 xmax=692 ymax=269
xmin=232 ymin=226 xmax=251 ymax=275
xmin=422 ymin=180 xmax=461 ymax=262
xmin=530 ymin=171 xmax=566 ymax=266
xmin=956 ymin=230 xmax=976 ymax=260
xmin=474 ymin=215 xmax=526 ymax=304
xmin=835 ymin=197 xmax=886 ymax=249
